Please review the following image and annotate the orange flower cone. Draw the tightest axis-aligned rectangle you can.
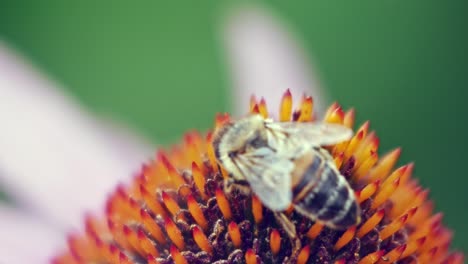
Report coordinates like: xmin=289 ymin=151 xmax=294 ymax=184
xmin=52 ymin=89 xmax=464 ymax=264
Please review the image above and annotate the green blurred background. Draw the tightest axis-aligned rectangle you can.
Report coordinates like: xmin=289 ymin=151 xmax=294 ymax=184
xmin=1 ymin=1 xmax=467 ymax=252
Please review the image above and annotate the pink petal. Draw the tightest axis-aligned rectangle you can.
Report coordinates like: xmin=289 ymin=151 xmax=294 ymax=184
xmin=0 ymin=205 xmax=64 ymax=263
xmin=222 ymin=5 xmax=327 ymax=116
xmin=0 ymin=42 xmax=154 ymax=231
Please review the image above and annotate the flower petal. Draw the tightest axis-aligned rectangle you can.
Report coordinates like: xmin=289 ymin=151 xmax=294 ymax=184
xmin=222 ymin=5 xmax=327 ymax=117
xmin=0 ymin=204 xmax=64 ymax=263
xmin=0 ymin=42 xmax=154 ymax=230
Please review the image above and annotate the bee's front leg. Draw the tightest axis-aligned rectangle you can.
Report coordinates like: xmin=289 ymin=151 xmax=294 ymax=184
xmin=274 ymin=212 xmax=301 ymax=262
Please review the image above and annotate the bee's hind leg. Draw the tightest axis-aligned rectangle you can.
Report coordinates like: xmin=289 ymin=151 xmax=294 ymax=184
xmin=274 ymin=212 xmax=301 ymax=262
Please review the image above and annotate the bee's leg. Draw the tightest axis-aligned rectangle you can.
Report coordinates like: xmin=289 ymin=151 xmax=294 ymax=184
xmin=274 ymin=212 xmax=301 ymax=260
xmin=223 ymin=178 xmax=252 ymax=196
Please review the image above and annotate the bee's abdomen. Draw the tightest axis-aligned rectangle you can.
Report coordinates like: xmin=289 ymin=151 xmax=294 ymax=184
xmin=294 ymin=161 xmax=360 ymax=229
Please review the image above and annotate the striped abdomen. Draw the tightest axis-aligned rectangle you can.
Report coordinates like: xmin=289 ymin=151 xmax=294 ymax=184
xmin=291 ymin=149 xmax=360 ymax=229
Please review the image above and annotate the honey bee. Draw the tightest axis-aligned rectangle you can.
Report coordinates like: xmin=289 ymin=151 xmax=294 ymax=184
xmin=212 ymin=114 xmax=361 ymax=246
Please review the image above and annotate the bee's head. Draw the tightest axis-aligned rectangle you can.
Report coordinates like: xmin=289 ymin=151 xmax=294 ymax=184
xmin=212 ymin=114 xmax=268 ymax=165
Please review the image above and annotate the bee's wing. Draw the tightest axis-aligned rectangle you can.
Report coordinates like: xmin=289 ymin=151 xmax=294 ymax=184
xmin=265 ymin=121 xmax=353 ymax=154
xmin=235 ymin=147 xmax=294 ymax=211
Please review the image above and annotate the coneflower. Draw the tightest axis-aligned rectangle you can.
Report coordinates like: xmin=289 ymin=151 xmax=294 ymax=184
xmin=52 ymin=89 xmax=464 ymax=264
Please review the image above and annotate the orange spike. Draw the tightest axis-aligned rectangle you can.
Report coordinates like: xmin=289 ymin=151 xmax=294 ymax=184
xmin=128 ymin=198 xmax=143 ymax=221
xmin=380 ymin=214 xmax=409 ymax=240
xmin=344 ymin=129 xmax=365 ymax=161
xmin=298 ymin=96 xmax=313 ymax=122
xmin=228 ymin=221 xmax=242 ymax=248
xmin=343 ymin=108 xmax=355 ymax=128
xmin=187 ymin=195 xmax=208 ymax=230
xmin=391 ymin=186 xmax=428 ymax=217
xmin=357 ymin=209 xmax=385 ymax=238
xmin=270 ymin=229 xmax=281 ymax=255
xmin=358 ymin=250 xmax=385 ymax=264
xmin=410 ymin=213 xmax=444 ymax=240
xmin=297 ymin=245 xmax=311 ymax=264
xmin=159 ymin=153 xmax=186 ymax=187
xmin=250 ymin=95 xmax=257 ymax=112
xmin=334 ymin=226 xmax=357 ymax=251
xmin=401 ymin=237 xmax=427 ymax=259
xmin=165 ymin=218 xmax=185 ymax=249
xmin=123 ymin=225 xmax=144 ymax=255
xmin=129 ymin=172 xmax=145 ymax=199
xmin=162 ymin=191 xmax=181 ymax=217
xmin=245 ymin=249 xmax=257 ymax=264
xmin=140 ymin=209 xmax=166 ymax=244
xmin=388 ymin=184 xmax=415 ymax=214
xmin=192 ymin=162 xmax=207 ymax=199
xmin=205 ymin=132 xmax=219 ymax=173
xmin=93 ymin=238 xmax=112 ymax=261
xmin=111 ymin=185 xmax=132 ymax=217
xmin=192 ymin=226 xmax=213 ymax=254
xmin=406 ymin=206 xmax=418 ymax=218
xmin=107 ymin=220 xmax=131 ymax=250
xmin=169 ymin=145 xmax=185 ymax=167
xmin=324 ymin=102 xmax=339 ymax=119
xmin=251 ymin=195 xmax=263 ymax=224
xmin=84 ymin=214 xmax=107 ymax=240
xmin=323 ymin=102 xmax=340 ymax=117
xmin=354 ymin=132 xmax=379 ymax=166
xmin=356 ymin=180 xmax=380 ymax=203
xmin=184 ymin=132 xmax=203 ymax=167
xmin=433 ymin=242 xmax=451 ymax=262
xmin=215 ymin=113 xmax=230 ymax=129
xmin=141 ymin=162 xmax=162 ymax=190
xmin=399 ymin=162 xmax=414 ymax=185
xmin=367 ymin=148 xmax=401 ymax=182
xmin=355 ymin=120 xmax=370 ymax=138
xmin=168 ymin=166 xmax=186 ymax=188
xmin=406 ymin=189 xmax=429 ymax=214
xmin=251 ymin=104 xmax=260 ymax=114
xmin=354 ymin=152 xmax=378 ymax=180
xmin=408 ymin=201 xmax=433 ymax=226
xmin=377 ymin=245 xmax=406 ymax=264
xmin=170 ymin=245 xmax=188 ymax=264
xmin=216 ymin=188 xmax=232 ymax=220
xmin=334 ymin=259 xmax=346 ymax=264
xmin=380 ymin=164 xmax=408 ymax=190
xmin=95 ymin=237 xmax=113 ymax=262
xmin=108 ymin=244 xmax=122 ymax=264
xmin=67 ymin=233 xmax=96 ymax=261
xmin=307 ymin=222 xmax=324 ymax=239
xmin=325 ymin=105 xmax=344 ymax=124
xmin=280 ymin=89 xmax=293 ymax=121
xmin=418 ymin=246 xmax=438 ymax=263
xmin=422 ymin=227 xmax=452 ymax=252
xmin=258 ymin=97 xmax=268 ymax=118
xmin=372 ymin=177 xmax=401 ymax=209
xmin=137 ymin=229 xmax=159 ymax=257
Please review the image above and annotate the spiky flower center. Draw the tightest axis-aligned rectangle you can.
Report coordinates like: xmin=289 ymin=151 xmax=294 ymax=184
xmin=52 ymin=90 xmax=464 ymax=264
